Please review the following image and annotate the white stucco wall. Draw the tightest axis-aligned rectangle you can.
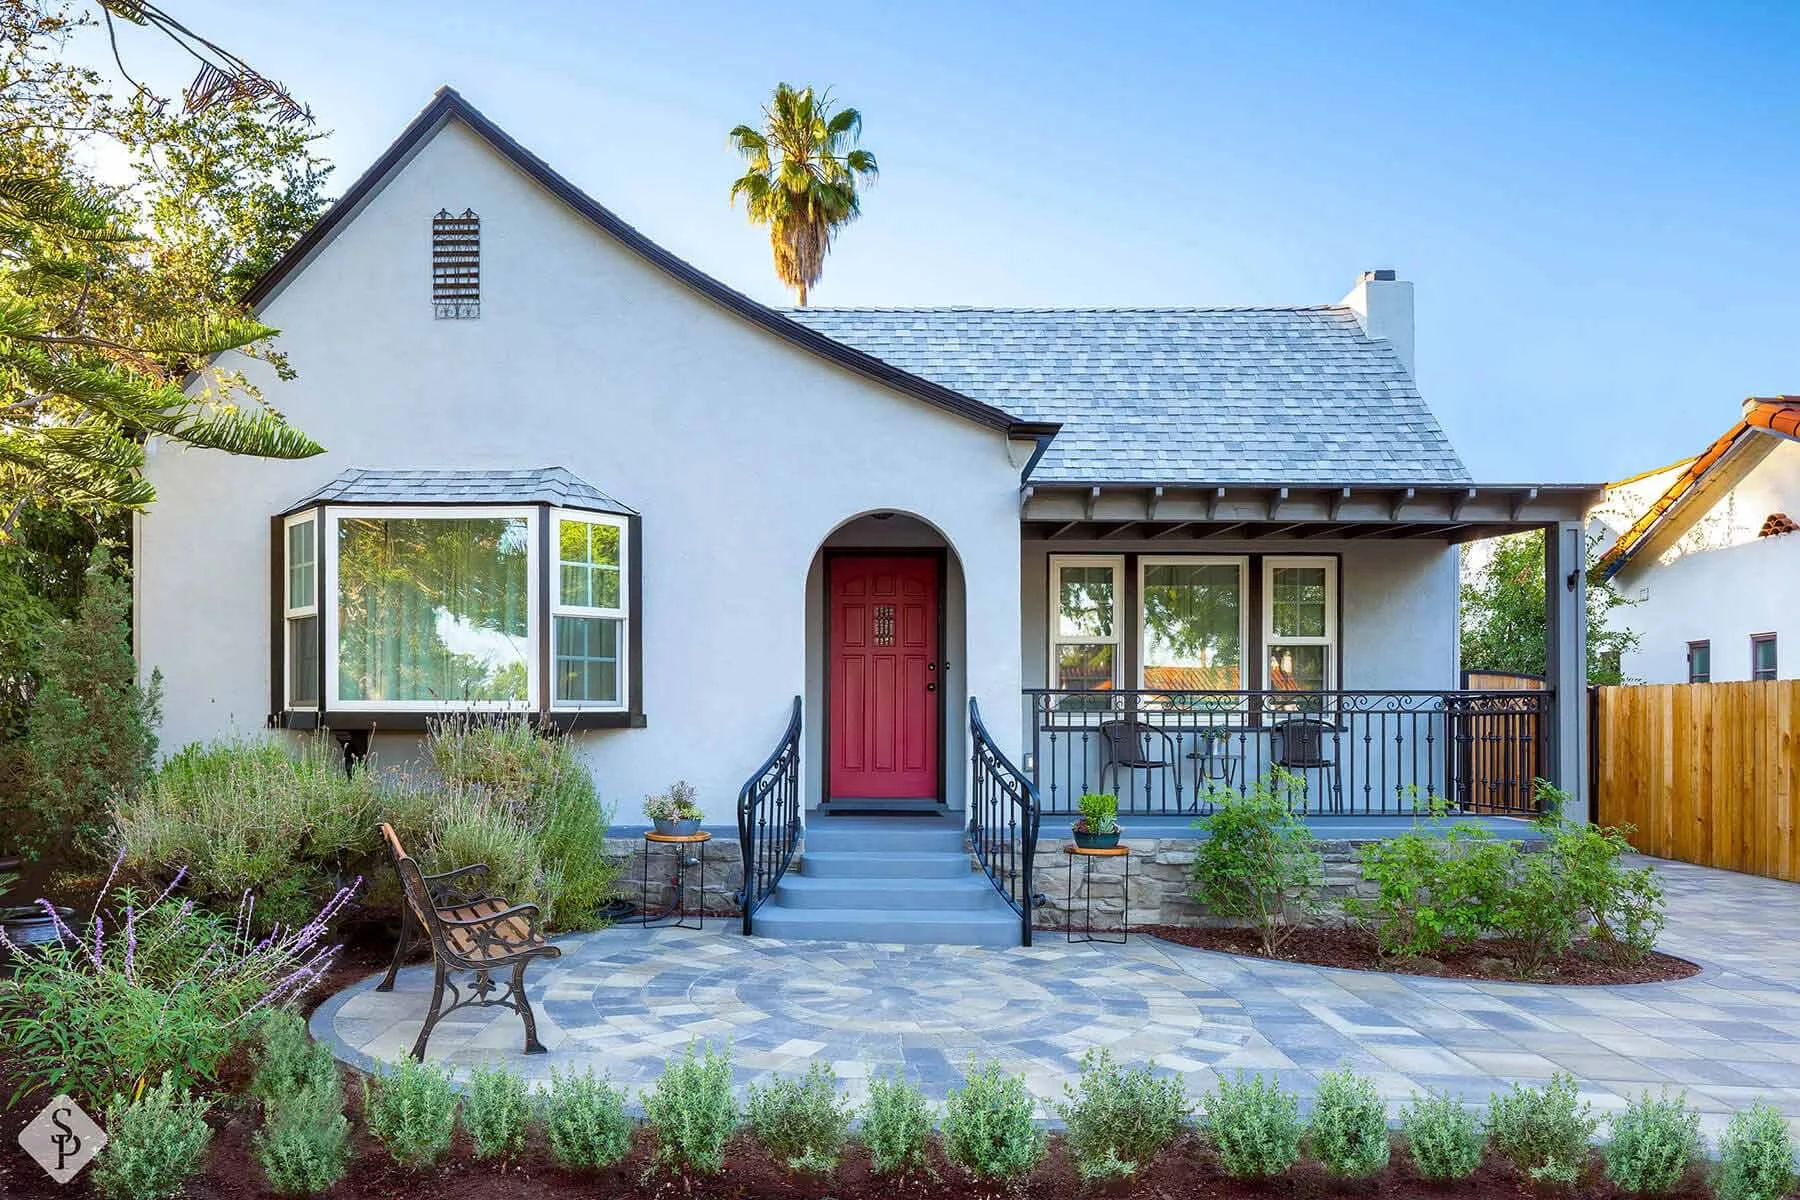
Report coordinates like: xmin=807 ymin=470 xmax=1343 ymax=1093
xmin=137 ymin=117 xmax=1024 ymax=825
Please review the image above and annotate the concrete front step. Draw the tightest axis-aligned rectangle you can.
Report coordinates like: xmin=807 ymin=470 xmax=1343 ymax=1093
xmin=800 ymin=849 xmax=971 ymax=879
xmin=774 ymin=873 xmax=999 ymax=911
xmin=750 ymin=901 xmax=1022 ymax=947
xmin=803 ymin=822 xmax=966 ymax=855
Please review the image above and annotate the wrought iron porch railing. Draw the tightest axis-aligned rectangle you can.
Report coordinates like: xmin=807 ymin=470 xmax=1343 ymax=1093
xmin=1023 ymin=688 xmax=1548 ymax=818
xmin=736 ymin=696 xmax=802 ymax=935
xmin=970 ymin=697 xmax=1041 ymax=947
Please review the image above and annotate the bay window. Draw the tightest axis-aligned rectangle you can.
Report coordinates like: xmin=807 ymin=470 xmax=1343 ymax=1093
xmin=275 ymin=482 xmax=641 ymax=730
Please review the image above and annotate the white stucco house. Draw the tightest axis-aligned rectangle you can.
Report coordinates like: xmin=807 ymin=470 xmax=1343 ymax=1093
xmin=135 ymin=88 xmax=1596 ymax=944
xmin=1595 ymin=397 xmax=1800 ymax=684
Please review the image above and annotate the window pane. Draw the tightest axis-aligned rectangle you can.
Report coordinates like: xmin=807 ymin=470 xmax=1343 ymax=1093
xmin=1142 ymin=562 xmax=1241 ymax=689
xmin=1055 ymin=643 xmax=1115 ymax=690
xmin=555 ymin=615 xmax=620 ymax=704
xmin=1689 ymin=642 xmax=1710 ymax=683
xmin=1057 ymin=565 xmax=1114 ymax=638
xmin=1754 ymin=637 xmax=1777 ymax=679
xmin=287 ymin=520 xmax=315 ymax=611
xmin=1270 ymin=644 xmax=1328 ymax=692
xmin=1270 ymin=566 xmax=1328 ymax=638
xmin=558 ymin=520 xmax=621 ymax=610
xmin=288 ymin=614 xmax=318 ymax=706
xmin=336 ymin=516 xmax=531 ymax=703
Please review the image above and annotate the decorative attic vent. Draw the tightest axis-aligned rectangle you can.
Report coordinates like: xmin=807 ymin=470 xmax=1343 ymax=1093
xmin=432 ymin=208 xmax=480 ymax=318
xmin=1759 ymin=512 xmax=1798 ymax=538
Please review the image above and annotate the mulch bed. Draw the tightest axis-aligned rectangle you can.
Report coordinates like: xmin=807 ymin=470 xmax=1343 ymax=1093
xmin=1139 ymin=924 xmax=1701 ymax=984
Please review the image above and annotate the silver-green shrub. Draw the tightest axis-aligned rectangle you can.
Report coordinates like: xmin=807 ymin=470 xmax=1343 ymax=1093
xmin=860 ymin=1071 xmax=934 ymax=1175
xmin=1053 ymin=1048 xmax=1190 ymax=1180
xmin=1399 ymin=1089 xmax=1485 ymax=1180
xmin=247 ymin=1008 xmax=338 ymax=1104
xmin=1306 ymin=1068 xmax=1390 ymax=1178
xmin=361 ymin=1057 xmax=458 ymax=1170
xmin=1714 ymin=1101 xmax=1798 ymax=1200
xmin=543 ymin=1066 xmax=633 ymax=1170
xmin=1201 ymin=1071 xmax=1302 ymax=1179
xmin=1486 ymin=1072 xmax=1596 ymax=1186
xmin=746 ymin=1060 xmax=853 ymax=1172
xmin=466 ymin=1062 xmax=532 ymax=1162
xmin=642 ymin=1041 xmax=738 ymax=1174
xmin=254 ymin=1078 xmax=350 ymax=1196
xmin=91 ymin=1076 xmax=213 ymax=1200
xmin=941 ymin=1059 xmax=1045 ymax=1181
xmin=1603 ymin=1089 xmax=1702 ymax=1195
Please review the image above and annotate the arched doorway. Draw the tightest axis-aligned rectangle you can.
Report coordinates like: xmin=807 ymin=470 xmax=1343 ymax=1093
xmin=803 ymin=512 xmax=968 ymax=814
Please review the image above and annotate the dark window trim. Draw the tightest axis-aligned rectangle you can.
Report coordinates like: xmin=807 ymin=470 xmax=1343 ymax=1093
xmin=1687 ymin=639 xmax=1711 ymax=684
xmin=270 ymin=502 xmax=646 ymax=731
xmin=1752 ymin=633 xmax=1778 ymax=681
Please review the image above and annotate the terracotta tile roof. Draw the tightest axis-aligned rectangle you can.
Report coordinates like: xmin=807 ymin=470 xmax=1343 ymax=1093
xmin=1760 ymin=512 xmax=1798 ymax=538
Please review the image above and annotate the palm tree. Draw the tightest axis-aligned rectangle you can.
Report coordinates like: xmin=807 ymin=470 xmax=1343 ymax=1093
xmin=729 ymin=83 xmax=877 ymax=306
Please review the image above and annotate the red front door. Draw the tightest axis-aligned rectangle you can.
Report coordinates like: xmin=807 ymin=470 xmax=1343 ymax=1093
xmin=829 ymin=555 xmax=940 ymax=800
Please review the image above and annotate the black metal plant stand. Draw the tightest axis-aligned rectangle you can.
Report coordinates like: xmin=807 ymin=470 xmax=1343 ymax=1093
xmin=641 ymin=831 xmax=709 ymax=930
xmin=1064 ymin=844 xmax=1130 ymax=944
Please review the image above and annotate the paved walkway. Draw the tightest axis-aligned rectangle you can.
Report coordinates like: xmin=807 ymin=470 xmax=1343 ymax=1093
xmin=315 ymin=857 xmax=1800 ymax=1136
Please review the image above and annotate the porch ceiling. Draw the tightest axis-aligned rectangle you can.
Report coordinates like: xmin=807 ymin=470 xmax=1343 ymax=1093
xmin=1020 ymin=481 xmax=1601 ymax=544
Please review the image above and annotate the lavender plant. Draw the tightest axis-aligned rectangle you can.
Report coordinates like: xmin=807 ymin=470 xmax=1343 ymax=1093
xmin=0 ymin=854 xmax=355 ymax=1106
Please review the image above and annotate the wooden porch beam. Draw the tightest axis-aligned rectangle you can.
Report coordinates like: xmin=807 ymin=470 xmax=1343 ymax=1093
xmin=1047 ymin=520 xmax=1082 ymax=539
xmin=1509 ymin=487 xmax=1539 ymax=522
xmin=1389 ymin=486 xmax=1416 ymax=521
xmin=1450 ymin=487 xmax=1477 ymax=521
xmin=1099 ymin=521 xmax=1138 ymax=539
xmin=1149 ymin=521 xmax=1195 ymax=539
xmin=1197 ymin=521 xmax=1248 ymax=539
xmin=1296 ymin=521 xmax=1355 ymax=540
xmin=1146 ymin=485 xmax=1164 ymax=522
xmin=1205 ymin=487 xmax=1225 ymax=520
xmin=1084 ymin=486 xmax=1101 ymax=521
xmin=1266 ymin=486 xmax=1290 ymax=520
xmin=1329 ymin=487 xmax=1351 ymax=520
xmin=1263 ymin=522 xmax=1308 ymax=538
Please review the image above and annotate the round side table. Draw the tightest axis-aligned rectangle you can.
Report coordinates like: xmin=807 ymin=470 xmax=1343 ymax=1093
xmin=1064 ymin=844 xmax=1130 ymax=944
xmin=641 ymin=831 xmax=710 ymax=930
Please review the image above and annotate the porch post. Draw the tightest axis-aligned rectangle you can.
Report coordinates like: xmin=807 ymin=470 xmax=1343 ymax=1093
xmin=1543 ymin=520 xmax=1588 ymax=816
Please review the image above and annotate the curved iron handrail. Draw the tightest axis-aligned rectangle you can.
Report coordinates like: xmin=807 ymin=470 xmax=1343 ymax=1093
xmin=736 ymin=696 xmax=803 ymax=935
xmin=969 ymin=697 xmax=1041 ymax=947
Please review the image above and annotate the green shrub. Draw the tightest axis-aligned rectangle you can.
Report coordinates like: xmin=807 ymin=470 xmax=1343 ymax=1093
xmin=941 ymin=1059 xmax=1045 ymax=1181
xmin=255 ymin=1078 xmax=351 ymax=1196
xmin=247 ymin=1009 xmax=338 ymax=1104
xmin=1053 ymin=1048 xmax=1189 ymax=1180
xmin=1306 ymin=1068 xmax=1390 ymax=1178
xmin=1348 ymin=817 xmax=1516 ymax=958
xmin=1487 ymin=1072 xmax=1596 ymax=1186
xmin=116 ymin=736 xmax=381 ymax=929
xmin=0 ymin=875 xmax=353 ymax=1107
xmin=362 ymin=1057 xmax=458 ymax=1170
xmin=1540 ymin=797 xmax=1666 ymax=962
xmin=466 ymin=1062 xmax=532 ymax=1162
xmin=1603 ymin=1089 xmax=1702 ymax=1195
xmin=1200 ymin=1071 xmax=1302 ymax=1179
xmin=1496 ymin=848 xmax=1582 ymax=976
xmin=1192 ymin=771 xmax=1323 ymax=955
xmin=746 ymin=1060 xmax=854 ymax=1172
xmin=1399 ymin=1090 xmax=1485 ymax=1180
xmin=91 ymin=1076 xmax=212 ymax=1200
xmin=861 ymin=1071 xmax=934 ymax=1176
xmin=1 ymin=555 xmax=161 ymax=865
xmin=543 ymin=1066 xmax=633 ymax=1170
xmin=642 ymin=1041 xmax=738 ymax=1175
xmin=1714 ymin=1101 xmax=1798 ymax=1200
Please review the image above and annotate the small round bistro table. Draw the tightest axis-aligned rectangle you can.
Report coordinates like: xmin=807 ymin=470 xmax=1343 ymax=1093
xmin=641 ymin=830 xmax=710 ymax=930
xmin=1064 ymin=844 xmax=1130 ymax=945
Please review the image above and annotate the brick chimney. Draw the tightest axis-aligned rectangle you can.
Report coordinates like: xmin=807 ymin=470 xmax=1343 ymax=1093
xmin=1340 ymin=269 xmax=1415 ymax=380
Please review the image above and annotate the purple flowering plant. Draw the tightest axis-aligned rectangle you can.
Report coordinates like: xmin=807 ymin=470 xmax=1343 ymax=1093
xmin=0 ymin=851 xmax=359 ymax=1107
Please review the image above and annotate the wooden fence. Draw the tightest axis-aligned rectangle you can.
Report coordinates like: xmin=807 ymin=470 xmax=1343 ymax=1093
xmin=1595 ymin=681 xmax=1800 ymax=880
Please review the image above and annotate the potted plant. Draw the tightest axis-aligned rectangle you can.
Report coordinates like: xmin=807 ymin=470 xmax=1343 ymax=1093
xmin=1072 ymin=792 xmax=1122 ymax=850
xmin=644 ymin=780 xmax=703 ymax=836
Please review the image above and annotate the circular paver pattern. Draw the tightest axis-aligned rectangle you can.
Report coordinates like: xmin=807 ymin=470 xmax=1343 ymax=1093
xmin=318 ymin=925 xmax=1254 ymax=1109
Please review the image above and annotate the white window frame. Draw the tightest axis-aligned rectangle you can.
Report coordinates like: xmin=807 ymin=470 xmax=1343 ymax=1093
xmin=549 ymin=509 xmax=631 ymax=711
xmin=323 ymin=505 xmax=540 ymax=712
xmin=1262 ymin=555 xmax=1338 ymax=692
xmin=1047 ymin=554 xmax=1124 ymax=690
xmin=283 ymin=512 xmax=319 ymax=710
xmin=1136 ymin=555 xmax=1250 ymax=690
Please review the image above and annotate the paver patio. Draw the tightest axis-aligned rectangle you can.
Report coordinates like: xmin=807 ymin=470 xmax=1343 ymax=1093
xmin=315 ymin=855 xmax=1800 ymax=1135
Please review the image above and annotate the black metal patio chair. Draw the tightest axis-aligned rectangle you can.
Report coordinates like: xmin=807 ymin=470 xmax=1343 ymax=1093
xmin=1097 ymin=718 xmax=1186 ymax=812
xmin=1272 ymin=717 xmax=1343 ymax=813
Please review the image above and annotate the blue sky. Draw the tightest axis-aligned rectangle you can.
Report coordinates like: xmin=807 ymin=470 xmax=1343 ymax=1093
xmin=98 ymin=1 xmax=1798 ymax=483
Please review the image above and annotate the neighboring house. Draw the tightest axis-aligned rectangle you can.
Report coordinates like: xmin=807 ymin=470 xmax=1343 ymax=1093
xmin=135 ymin=88 xmax=1596 ymax=944
xmin=1595 ymin=397 xmax=1800 ymax=684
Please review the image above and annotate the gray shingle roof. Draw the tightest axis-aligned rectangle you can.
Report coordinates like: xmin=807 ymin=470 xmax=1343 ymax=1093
xmin=785 ymin=306 xmax=1470 ymax=485
xmin=284 ymin=467 xmax=635 ymax=514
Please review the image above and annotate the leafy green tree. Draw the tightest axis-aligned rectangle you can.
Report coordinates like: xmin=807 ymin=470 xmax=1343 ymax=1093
xmin=730 ymin=83 xmax=877 ymax=306
xmin=1460 ymin=529 xmax=1638 ymax=684
xmin=0 ymin=0 xmax=328 ymax=533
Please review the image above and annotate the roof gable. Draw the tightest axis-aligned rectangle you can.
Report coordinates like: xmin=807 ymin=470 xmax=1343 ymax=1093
xmin=786 ymin=306 xmax=1469 ymax=485
xmin=246 ymin=88 xmax=1039 ymax=439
